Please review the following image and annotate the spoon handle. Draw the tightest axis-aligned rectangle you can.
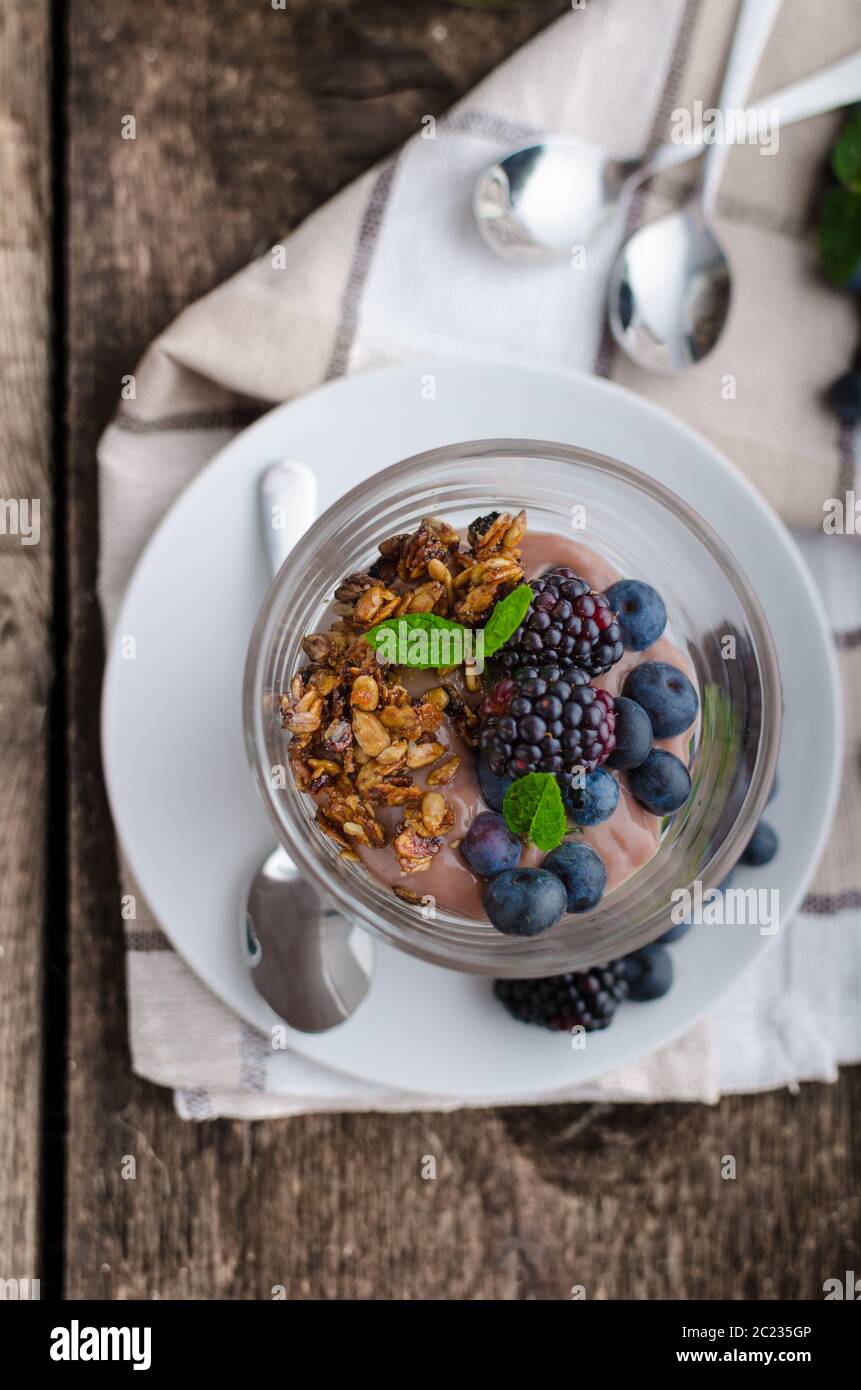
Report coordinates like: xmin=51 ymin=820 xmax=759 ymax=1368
xmin=763 ymin=46 xmax=861 ymax=127
xmin=259 ymin=459 xmax=318 ymax=577
xmin=701 ymin=0 xmax=783 ymax=216
xmin=635 ymin=42 xmax=861 ymax=189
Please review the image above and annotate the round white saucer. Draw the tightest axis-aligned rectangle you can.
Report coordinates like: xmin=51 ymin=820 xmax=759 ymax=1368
xmin=101 ymin=360 xmax=841 ymax=1097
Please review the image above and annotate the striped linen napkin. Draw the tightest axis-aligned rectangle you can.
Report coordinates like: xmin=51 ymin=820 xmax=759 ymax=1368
xmin=99 ymin=0 xmax=861 ymax=1118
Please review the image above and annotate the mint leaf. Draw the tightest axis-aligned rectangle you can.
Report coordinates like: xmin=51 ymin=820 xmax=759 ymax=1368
xmin=365 ymin=613 xmax=473 ymax=669
xmin=818 ymin=185 xmax=861 ymax=286
xmin=365 ymin=582 xmax=535 ymax=670
xmin=483 ymin=583 xmax=534 ymax=657
xmin=832 ymin=108 xmax=861 ymax=192
xmin=502 ymin=772 xmax=567 ymax=852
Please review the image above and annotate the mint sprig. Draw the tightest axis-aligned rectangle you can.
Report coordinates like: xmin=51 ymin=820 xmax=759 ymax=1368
xmin=483 ymin=583 xmax=534 ymax=657
xmin=365 ymin=613 xmax=470 ymax=669
xmin=818 ymin=108 xmax=861 ymax=286
xmin=832 ymin=106 xmax=861 ymax=192
xmin=502 ymin=772 xmax=567 ymax=852
xmin=818 ymin=187 xmax=861 ymax=287
xmin=364 ymin=583 xmax=534 ymax=669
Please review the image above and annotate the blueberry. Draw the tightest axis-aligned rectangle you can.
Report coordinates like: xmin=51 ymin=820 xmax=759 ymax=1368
xmin=827 ymin=369 xmax=861 ymax=426
xmin=657 ymin=917 xmax=693 ymax=945
xmin=483 ymin=868 xmax=567 ymax=936
xmin=605 ymin=579 xmax=667 ymax=651
xmin=461 ymin=812 xmax=521 ymax=878
xmin=606 ymin=696 xmax=652 ymax=771
xmin=740 ymin=820 xmax=779 ymax=867
xmin=624 ymin=944 xmax=674 ymax=1001
xmin=657 ymin=868 xmax=736 ymax=943
xmin=564 ymin=766 xmax=619 ymax=826
xmin=628 ymin=749 xmax=691 ymax=815
xmin=477 ymin=753 xmax=514 ymax=814
xmin=543 ymin=841 xmax=607 ymax=913
xmin=622 ymin=662 xmax=699 ymax=738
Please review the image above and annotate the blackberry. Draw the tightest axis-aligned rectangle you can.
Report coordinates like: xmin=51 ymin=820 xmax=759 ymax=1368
xmin=468 ymin=511 xmax=501 ymax=547
xmin=494 ymin=964 xmax=629 ymax=1032
xmin=367 ymin=554 xmax=397 ymax=583
xmin=497 ymin=567 xmax=624 ymax=678
xmin=480 ymin=662 xmax=616 ymax=778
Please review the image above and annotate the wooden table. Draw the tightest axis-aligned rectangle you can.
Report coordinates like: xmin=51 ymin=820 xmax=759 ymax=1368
xmin=2 ymin=0 xmax=858 ymax=1300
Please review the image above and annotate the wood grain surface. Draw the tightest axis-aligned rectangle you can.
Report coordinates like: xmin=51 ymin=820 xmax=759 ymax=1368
xmin=0 ymin=0 xmax=51 ymax=1292
xmin=42 ymin=0 xmax=861 ymax=1299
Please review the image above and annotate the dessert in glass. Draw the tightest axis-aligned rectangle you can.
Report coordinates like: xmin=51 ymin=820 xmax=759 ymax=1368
xmin=244 ymin=441 xmax=781 ymax=996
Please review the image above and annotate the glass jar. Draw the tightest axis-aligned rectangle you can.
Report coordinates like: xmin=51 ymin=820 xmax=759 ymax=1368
xmin=244 ymin=441 xmax=781 ymax=975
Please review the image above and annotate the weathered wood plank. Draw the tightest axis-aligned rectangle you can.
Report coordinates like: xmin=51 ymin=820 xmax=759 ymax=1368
xmin=64 ymin=0 xmax=568 ymax=1303
xmin=0 ymin=0 xmax=52 ymax=1293
xmin=64 ymin=0 xmax=860 ymax=1300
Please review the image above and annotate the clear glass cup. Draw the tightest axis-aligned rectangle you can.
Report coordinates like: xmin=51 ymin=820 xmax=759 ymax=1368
xmin=244 ymin=441 xmax=781 ymax=976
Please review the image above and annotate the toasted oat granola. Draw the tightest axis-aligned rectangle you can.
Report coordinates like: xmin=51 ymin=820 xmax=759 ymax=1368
xmin=282 ymin=510 xmax=526 ymax=875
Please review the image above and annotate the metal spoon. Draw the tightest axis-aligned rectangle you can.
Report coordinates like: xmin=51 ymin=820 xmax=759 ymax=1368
xmin=243 ymin=846 xmax=373 ymax=1033
xmin=474 ymin=134 xmax=692 ymax=264
xmin=608 ymin=0 xmax=783 ymax=373
xmin=475 ymin=35 xmax=861 ymax=266
xmin=242 ymin=460 xmax=373 ymax=1032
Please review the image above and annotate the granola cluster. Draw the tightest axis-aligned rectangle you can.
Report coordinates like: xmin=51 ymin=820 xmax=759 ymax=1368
xmin=281 ymin=511 xmax=526 ymax=875
xmin=331 ymin=507 xmax=525 ymax=627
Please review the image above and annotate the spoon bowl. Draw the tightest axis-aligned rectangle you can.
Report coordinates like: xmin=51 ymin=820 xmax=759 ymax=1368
xmin=608 ymin=203 xmax=732 ymax=373
xmin=607 ymin=0 xmax=780 ymax=372
xmin=243 ymin=847 xmax=373 ymax=1032
xmin=474 ymin=136 xmax=637 ymax=262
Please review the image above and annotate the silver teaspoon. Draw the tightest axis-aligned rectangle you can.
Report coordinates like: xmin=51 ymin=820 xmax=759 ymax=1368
xmin=475 ymin=17 xmax=861 ymax=266
xmin=242 ymin=459 xmax=373 ymax=1032
xmin=608 ymin=0 xmax=783 ymax=373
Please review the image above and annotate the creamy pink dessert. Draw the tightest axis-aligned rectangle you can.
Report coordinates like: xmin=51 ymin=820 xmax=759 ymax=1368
xmin=282 ymin=510 xmax=698 ymax=935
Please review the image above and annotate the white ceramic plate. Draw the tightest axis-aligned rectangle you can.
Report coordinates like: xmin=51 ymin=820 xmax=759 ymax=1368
xmin=101 ymin=360 xmax=841 ymax=1097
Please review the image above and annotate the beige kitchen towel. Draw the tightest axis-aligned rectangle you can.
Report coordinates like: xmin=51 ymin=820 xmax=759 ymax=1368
xmin=98 ymin=0 xmax=861 ymax=1118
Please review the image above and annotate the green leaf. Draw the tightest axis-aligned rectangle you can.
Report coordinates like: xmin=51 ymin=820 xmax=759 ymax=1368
xmin=365 ymin=613 xmax=472 ymax=669
xmin=483 ymin=583 xmax=534 ymax=657
xmin=817 ymin=186 xmax=861 ymax=286
xmin=832 ymin=107 xmax=861 ymax=192
xmin=502 ymin=772 xmax=567 ymax=852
